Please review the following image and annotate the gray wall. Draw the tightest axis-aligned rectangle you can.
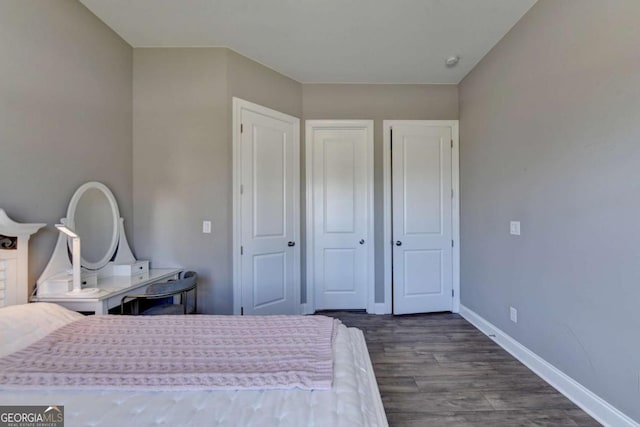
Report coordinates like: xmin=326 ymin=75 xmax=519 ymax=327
xmin=303 ymin=84 xmax=459 ymax=301
xmin=459 ymin=0 xmax=640 ymax=421
xmin=133 ymin=48 xmax=302 ymax=314
xmin=0 ymin=0 xmax=133 ymax=292
xmin=133 ymin=49 xmax=228 ymax=314
xmin=227 ymin=50 xmax=302 ymax=119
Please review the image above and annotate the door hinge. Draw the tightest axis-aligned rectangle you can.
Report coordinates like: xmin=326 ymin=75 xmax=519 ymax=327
xmin=452 ymin=289 xmax=455 ymax=297
xmin=240 ymin=184 xmax=244 ymax=195
xmin=451 ymin=240 xmax=454 ymax=248
xmin=241 ymin=307 xmax=244 ymax=315
xmin=451 ymin=189 xmax=454 ymax=199
xmin=451 ymin=139 xmax=453 ymax=148
xmin=240 ymin=123 xmax=243 ymax=133
xmin=240 ymin=246 xmax=244 ymax=255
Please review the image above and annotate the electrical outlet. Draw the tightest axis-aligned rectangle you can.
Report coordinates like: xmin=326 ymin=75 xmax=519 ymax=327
xmin=510 ymin=221 xmax=521 ymax=235
xmin=202 ymin=220 xmax=212 ymax=234
xmin=510 ymin=307 xmax=518 ymax=323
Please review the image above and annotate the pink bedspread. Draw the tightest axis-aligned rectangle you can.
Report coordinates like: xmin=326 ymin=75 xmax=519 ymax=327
xmin=0 ymin=315 xmax=339 ymax=391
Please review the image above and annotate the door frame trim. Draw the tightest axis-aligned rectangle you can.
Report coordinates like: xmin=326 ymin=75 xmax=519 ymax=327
xmin=305 ymin=120 xmax=375 ymax=314
xmin=383 ymin=120 xmax=460 ymax=315
xmin=232 ymin=97 xmax=301 ymax=315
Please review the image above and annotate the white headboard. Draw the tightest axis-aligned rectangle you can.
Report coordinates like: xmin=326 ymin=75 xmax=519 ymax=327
xmin=0 ymin=210 xmax=44 ymax=307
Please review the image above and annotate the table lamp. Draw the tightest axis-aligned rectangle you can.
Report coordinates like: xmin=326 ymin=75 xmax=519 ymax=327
xmin=55 ymin=224 xmax=85 ymax=294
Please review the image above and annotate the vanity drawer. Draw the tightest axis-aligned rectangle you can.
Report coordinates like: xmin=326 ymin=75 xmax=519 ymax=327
xmin=113 ymin=260 xmax=149 ymax=276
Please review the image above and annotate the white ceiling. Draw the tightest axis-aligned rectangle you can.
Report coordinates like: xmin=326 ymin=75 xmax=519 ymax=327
xmin=79 ymin=0 xmax=537 ymax=84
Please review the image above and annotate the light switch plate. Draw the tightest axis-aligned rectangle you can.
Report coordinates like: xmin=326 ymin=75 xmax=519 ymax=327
xmin=202 ymin=220 xmax=212 ymax=234
xmin=510 ymin=307 xmax=518 ymax=323
xmin=510 ymin=221 xmax=521 ymax=235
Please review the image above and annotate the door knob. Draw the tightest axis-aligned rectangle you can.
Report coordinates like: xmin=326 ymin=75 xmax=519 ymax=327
xmin=359 ymin=239 xmax=365 ymax=245
xmin=395 ymin=241 xmax=402 ymax=246
xmin=287 ymin=241 xmax=295 ymax=247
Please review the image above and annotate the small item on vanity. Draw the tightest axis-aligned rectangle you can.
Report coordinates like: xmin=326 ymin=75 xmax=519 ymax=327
xmin=37 ymin=271 xmax=98 ymax=295
xmin=112 ymin=260 xmax=149 ymax=277
xmin=37 ymin=276 xmax=72 ymax=295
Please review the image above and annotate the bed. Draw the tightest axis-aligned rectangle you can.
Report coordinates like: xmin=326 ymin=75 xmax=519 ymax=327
xmin=0 ymin=303 xmax=388 ymax=426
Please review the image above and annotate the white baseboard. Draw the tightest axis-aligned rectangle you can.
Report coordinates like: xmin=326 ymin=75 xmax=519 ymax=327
xmin=459 ymin=305 xmax=639 ymax=427
xmin=304 ymin=303 xmax=389 ymax=315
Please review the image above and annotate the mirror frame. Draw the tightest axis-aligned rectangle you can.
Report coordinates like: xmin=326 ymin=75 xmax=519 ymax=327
xmin=66 ymin=181 xmax=120 ymax=270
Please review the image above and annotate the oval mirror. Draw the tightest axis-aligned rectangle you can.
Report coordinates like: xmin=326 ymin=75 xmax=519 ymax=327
xmin=66 ymin=182 xmax=120 ymax=270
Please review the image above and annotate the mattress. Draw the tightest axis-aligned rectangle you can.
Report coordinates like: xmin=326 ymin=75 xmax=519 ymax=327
xmin=0 ymin=304 xmax=387 ymax=427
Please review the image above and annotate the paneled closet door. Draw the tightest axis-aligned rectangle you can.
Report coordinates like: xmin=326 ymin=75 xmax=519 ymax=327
xmin=392 ymin=124 xmax=453 ymax=315
xmin=307 ymin=121 xmax=374 ymax=311
xmin=239 ymin=103 xmax=299 ymax=315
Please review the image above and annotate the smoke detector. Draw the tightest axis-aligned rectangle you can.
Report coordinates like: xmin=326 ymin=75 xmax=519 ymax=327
xmin=445 ymin=56 xmax=460 ymax=68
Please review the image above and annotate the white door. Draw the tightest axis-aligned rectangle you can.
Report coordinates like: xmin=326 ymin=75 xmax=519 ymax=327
xmin=392 ymin=124 xmax=453 ymax=315
xmin=235 ymin=99 xmax=300 ymax=315
xmin=307 ymin=121 xmax=374 ymax=311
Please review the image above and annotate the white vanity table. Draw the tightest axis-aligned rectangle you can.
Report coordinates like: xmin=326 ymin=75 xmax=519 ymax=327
xmin=32 ymin=268 xmax=181 ymax=314
xmin=32 ymin=182 xmax=182 ymax=314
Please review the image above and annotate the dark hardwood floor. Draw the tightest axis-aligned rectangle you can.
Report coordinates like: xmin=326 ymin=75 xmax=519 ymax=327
xmin=322 ymin=311 xmax=600 ymax=427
